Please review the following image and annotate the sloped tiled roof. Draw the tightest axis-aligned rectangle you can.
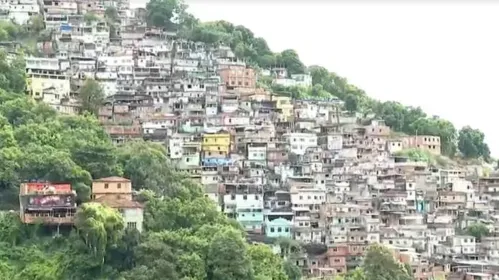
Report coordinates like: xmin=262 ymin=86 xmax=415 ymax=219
xmin=93 ymin=196 xmax=143 ymax=209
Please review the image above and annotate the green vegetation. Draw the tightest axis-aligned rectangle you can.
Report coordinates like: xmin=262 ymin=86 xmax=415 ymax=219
xmin=105 ymin=6 xmax=120 ymax=23
xmin=0 ymin=190 xmax=297 ymax=279
xmin=0 ymin=52 xmax=25 ymax=93
xmin=458 ymin=126 xmax=491 ymax=161
xmin=271 ymin=84 xmax=338 ymax=100
xmin=84 ymin=13 xmax=100 ymax=23
xmin=0 ymin=50 xmax=415 ymax=280
xmin=394 ymin=148 xmax=451 ymax=167
xmin=465 ymin=223 xmax=491 ymax=242
xmin=0 ymin=88 xmax=299 ymax=278
xmin=0 ymin=44 xmax=299 ymax=279
xmin=79 ymin=78 xmax=105 ymax=115
xmin=395 ymin=148 xmax=435 ymax=163
xmin=0 ymin=0 xmax=489 ymax=276
xmin=0 ymin=18 xmax=46 ymax=48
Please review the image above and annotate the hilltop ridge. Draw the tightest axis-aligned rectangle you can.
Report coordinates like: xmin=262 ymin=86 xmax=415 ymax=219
xmin=148 ymin=0 xmax=492 ymax=164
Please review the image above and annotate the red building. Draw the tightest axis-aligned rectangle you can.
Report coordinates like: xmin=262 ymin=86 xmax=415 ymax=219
xmin=218 ymin=65 xmax=256 ymax=90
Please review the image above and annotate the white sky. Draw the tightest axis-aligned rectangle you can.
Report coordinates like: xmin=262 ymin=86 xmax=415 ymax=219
xmin=133 ymin=1 xmax=499 ymax=156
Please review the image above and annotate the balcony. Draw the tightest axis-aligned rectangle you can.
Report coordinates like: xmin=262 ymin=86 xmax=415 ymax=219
xmin=22 ymin=211 xmax=75 ymax=225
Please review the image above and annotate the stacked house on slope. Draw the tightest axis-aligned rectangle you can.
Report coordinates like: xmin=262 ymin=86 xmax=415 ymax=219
xmin=91 ymin=176 xmax=144 ymax=232
xmin=19 ymin=182 xmax=77 ymax=225
xmin=22 ymin=4 xmax=499 ymax=279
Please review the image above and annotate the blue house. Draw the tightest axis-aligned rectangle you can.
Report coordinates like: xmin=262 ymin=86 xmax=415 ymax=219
xmin=265 ymin=217 xmax=293 ymax=238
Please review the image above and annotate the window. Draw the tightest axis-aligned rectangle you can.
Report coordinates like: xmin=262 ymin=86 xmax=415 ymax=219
xmin=270 ymin=227 xmax=275 ymax=233
xmin=277 ymin=227 xmax=282 ymax=232
xmin=243 ymin=194 xmax=248 ymax=200
xmin=104 ymin=183 xmax=109 ymax=189
xmin=127 ymin=222 xmax=137 ymax=229
xmin=117 ymin=183 xmax=121 ymax=189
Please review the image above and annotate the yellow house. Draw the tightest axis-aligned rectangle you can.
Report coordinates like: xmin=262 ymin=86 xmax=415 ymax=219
xmin=272 ymin=95 xmax=293 ymax=121
xmin=202 ymin=133 xmax=231 ymax=154
xmin=27 ymin=76 xmax=71 ymax=99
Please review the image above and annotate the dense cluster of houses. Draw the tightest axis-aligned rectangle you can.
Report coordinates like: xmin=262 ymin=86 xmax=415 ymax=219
xmin=14 ymin=1 xmax=499 ymax=279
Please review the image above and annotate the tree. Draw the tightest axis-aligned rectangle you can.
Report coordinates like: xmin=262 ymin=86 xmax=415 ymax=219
xmin=283 ymin=260 xmax=302 ymax=280
xmin=344 ymin=267 xmax=366 ymax=280
xmin=466 ymin=223 xmax=490 ymax=241
xmin=123 ymin=236 xmax=179 ymax=279
xmin=146 ymin=0 xmax=185 ymax=29
xmin=458 ymin=126 xmax=491 ymax=160
xmin=75 ymin=202 xmax=125 ymax=258
xmin=363 ymin=244 xmax=412 ymax=280
xmin=144 ymin=194 xmax=223 ymax=232
xmin=277 ymin=49 xmax=306 ymax=75
xmin=27 ymin=15 xmax=44 ymax=33
xmin=17 ymin=143 xmax=92 ymax=187
xmin=84 ymin=13 xmax=100 ymax=23
xmin=344 ymin=93 xmax=359 ymax=113
xmin=0 ymin=52 xmax=26 ymax=93
xmin=104 ymin=7 xmax=119 ymax=23
xmin=309 ymin=65 xmax=331 ymax=86
xmin=206 ymin=227 xmax=254 ymax=280
xmin=310 ymin=84 xmax=333 ymax=98
xmin=372 ymin=102 xmax=458 ymax=157
xmin=248 ymin=244 xmax=288 ymax=280
xmin=117 ymin=140 xmax=203 ymax=198
xmin=78 ymin=79 xmax=105 ymax=115
xmin=0 ymin=212 xmax=22 ymax=246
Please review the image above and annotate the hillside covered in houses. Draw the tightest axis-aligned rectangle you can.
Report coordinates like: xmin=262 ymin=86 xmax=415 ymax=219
xmin=0 ymin=0 xmax=496 ymax=279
